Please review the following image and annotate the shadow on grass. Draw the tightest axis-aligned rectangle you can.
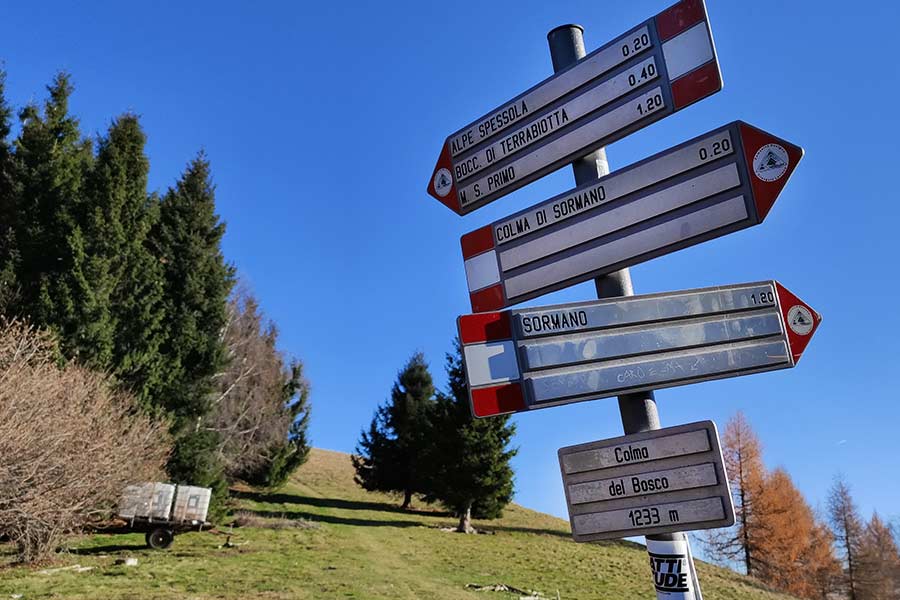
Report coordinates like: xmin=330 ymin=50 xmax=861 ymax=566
xmin=238 ymin=508 xmax=424 ymax=529
xmin=66 ymin=543 xmax=147 ymax=555
xmin=231 ymin=489 xmax=449 ymax=518
xmin=477 ymin=525 xmax=573 ymax=539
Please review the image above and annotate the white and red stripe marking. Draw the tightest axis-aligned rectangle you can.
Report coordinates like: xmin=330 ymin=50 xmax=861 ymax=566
xmin=461 ymin=225 xmax=505 ymax=312
xmin=458 ymin=311 xmax=525 ymax=417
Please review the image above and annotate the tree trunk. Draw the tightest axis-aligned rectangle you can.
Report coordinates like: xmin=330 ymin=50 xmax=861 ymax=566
xmin=401 ymin=489 xmax=412 ymax=510
xmin=457 ymin=502 xmax=474 ymax=534
xmin=844 ymin=513 xmax=856 ymax=600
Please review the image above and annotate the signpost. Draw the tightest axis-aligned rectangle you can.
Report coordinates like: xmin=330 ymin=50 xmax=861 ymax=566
xmin=426 ymin=0 xmax=722 ymax=215
xmin=558 ymin=421 xmax=734 ymax=541
xmin=457 ymin=281 xmax=820 ymax=418
xmin=423 ymin=1 xmax=820 ymax=598
xmin=460 ymin=122 xmax=803 ymax=312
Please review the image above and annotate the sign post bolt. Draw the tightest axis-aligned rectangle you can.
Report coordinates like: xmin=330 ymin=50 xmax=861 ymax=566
xmin=547 ymin=23 xmax=702 ymax=600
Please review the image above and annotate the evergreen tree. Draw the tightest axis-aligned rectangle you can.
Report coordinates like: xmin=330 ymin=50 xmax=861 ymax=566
xmin=422 ymin=339 xmax=516 ymax=533
xmin=353 ymin=352 xmax=435 ymax=509
xmin=88 ymin=114 xmax=167 ymax=406
xmin=151 ymin=153 xmax=234 ymax=421
xmin=165 ymin=427 xmax=228 ymax=521
xmin=0 ymin=70 xmax=18 ymax=313
xmin=151 ymin=154 xmax=234 ymax=509
xmin=829 ymin=475 xmax=865 ymax=600
xmin=248 ymin=359 xmax=312 ymax=489
xmin=10 ymin=73 xmax=112 ymax=366
xmin=353 ymin=404 xmax=403 ymax=496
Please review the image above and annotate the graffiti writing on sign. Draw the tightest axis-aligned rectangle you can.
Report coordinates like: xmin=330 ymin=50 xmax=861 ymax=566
xmin=649 ymin=551 xmax=690 ymax=594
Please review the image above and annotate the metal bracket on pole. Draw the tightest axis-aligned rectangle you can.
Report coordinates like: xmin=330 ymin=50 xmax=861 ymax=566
xmin=547 ymin=24 xmax=702 ymax=600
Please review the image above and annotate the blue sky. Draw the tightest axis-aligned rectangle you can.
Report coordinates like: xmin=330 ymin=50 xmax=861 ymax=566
xmin=4 ymin=0 xmax=898 ymax=530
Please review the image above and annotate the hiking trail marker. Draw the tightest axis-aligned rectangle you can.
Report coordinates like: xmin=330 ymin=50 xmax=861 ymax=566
xmin=427 ymin=0 xmax=722 ymax=215
xmin=457 ymin=281 xmax=820 ymax=418
xmin=558 ymin=421 xmax=734 ymax=541
xmin=460 ymin=122 xmax=803 ymax=312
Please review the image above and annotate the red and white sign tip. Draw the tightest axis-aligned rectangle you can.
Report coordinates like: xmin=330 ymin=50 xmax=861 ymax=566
xmin=774 ymin=282 xmax=821 ymax=364
xmin=426 ymin=142 xmax=459 ymax=213
xmin=738 ymin=122 xmax=804 ymax=222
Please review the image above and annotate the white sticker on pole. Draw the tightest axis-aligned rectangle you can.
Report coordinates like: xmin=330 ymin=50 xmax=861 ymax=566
xmin=647 ymin=538 xmax=699 ymax=600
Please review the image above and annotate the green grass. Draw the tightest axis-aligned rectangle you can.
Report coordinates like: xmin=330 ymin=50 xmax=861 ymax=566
xmin=0 ymin=449 xmax=793 ymax=599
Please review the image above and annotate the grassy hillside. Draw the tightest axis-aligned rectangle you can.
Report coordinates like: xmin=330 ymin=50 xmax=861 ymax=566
xmin=0 ymin=448 xmax=793 ymax=599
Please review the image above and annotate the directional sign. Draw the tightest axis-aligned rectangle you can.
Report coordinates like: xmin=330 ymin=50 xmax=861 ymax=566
xmin=559 ymin=421 xmax=735 ymax=541
xmin=427 ymin=0 xmax=722 ymax=215
xmin=457 ymin=281 xmax=820 ymax=418
xmin=460 ymin=122 xmax=803 ymax=312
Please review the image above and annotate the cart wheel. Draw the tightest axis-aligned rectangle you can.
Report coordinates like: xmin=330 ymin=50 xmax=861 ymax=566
xmin=146 ymin=527 xmax=175 ymax=550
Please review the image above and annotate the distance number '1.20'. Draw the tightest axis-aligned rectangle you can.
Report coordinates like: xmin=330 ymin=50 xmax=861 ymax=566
xmin=636 ymin=94 xmax=663 ymax=115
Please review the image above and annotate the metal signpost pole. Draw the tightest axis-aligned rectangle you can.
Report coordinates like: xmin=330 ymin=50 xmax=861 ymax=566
xmin=548 ymin=24 xmax=701 ymax=600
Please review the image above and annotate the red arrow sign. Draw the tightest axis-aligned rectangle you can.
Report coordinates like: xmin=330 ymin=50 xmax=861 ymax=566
xmin=457 ymin=281 xmax=821 ymax=418
xmin=427 ymin=0 xmax=721 ymax=215
xmin=460 ymin=122 xmax=803 ymax=312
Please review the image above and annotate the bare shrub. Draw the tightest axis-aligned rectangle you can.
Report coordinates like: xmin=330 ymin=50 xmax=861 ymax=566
xmin=0 ymin=320 xmax=170 ymax=563
xmin=207 ymin=283 xmax=310 ymax=482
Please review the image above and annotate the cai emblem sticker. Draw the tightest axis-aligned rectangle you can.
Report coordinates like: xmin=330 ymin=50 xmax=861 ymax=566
xmin=433 ymin=168 xmax=453 ymax=198
xmin=753 ymin=143 xmax=789 ymax=182
xmin=787 ymin=305 xmax=815 ymax=336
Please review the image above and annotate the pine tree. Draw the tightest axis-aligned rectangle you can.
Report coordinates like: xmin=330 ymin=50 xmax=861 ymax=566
xmin=88 ymin=114 xmax=167 ymax=406
xmin=856 ymin=513 xmax=900 ymax=600
xmin=353 ymin=352 xmax=435 ymax=509
xmin=10 ymin=73 xmax=113 ymax=366
xmin=422 ymin=339 xmax=516 ymax=533
xmin=829 ymin=475 xmax=865 ymax=600
xmin=704 ymin=412 xmax=768 ymax=576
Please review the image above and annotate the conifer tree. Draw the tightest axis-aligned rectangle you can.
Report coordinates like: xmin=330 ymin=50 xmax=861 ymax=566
xmin=10 ymin=73 xmax=112 ymax=366
xmin=353 ymin=352 xmax=435 ymax=509
xmin=829 ymin=475 xmax=865 ymax=600
xmin=801 ymin=519 xmax=843 ymax=600
xmin=856 ymin=513 xmax=900 ymax=600
xmin=88 ymin=114 xmax=167 ymax=405
xmin=251 ymin=359 xmax=312 ymax=488
xmin=151 ymin=153 xmax=234 ymax=421
xmin=422 ymin=339 xmax=516 ymax=533
xmin=755 ymin=469 xmax=840 ymax=599
xmin=704 ymin=411 xmax=768 ymax=576
xmin=0 ymin=70 xmax=17 ymax=313
xmin=755 ymin=468 xmax=812 ymax=592
xmin=151 ymin=154 xmax=234 ymax=509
